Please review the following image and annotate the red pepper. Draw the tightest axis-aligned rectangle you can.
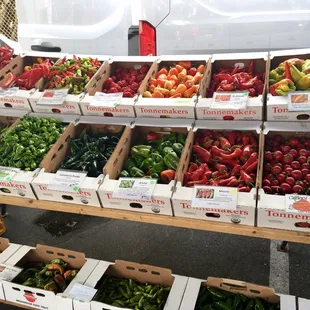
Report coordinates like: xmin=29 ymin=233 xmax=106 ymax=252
xmin=240 ymin=170 xmax=254 ymax=185
xmin=231 ymin=164 xmax=242 ymax=176
xmin=231 ymin=145 xmax=243 ymax=151
xmin=249 ymin=136 xmax=257 ymax=147
xmin=218 ymin=137 xmax=231 ymax=150
xmin=239 ymin=76 xmax=257 ymax=90
xmin=160 ymin=170 xmax=175 ymax=183
xmin=146 ymin=131 xmax=163 ymax=142
xmin=227 ymin=177 xmax=239 ymax=187
xmin=220 ymin=158 xmax=239 ymax=168
xmin=188 ymin=162 xmax=199 ymax=173
xmin=242 ymin=135 xmax=250 ymax=146
xmin=225 ymin=132 xmax=236 ymax=145
xmin=240 ymin=145 xmax=252 ymax=162
xmin=186 ymin=176 xmax=207 ymax=187
xmin=245 ymin=160 xmax=258 ymax=174
xmin=204 ymin=170 xmax=212 ymax=180
xmin=209 ymin=179 xmax=218 ymax=186
xmin=190 ymin=164 xmax=207 ymax=181
xmin=183 ymin=172 xmax=191 ymax=186
xmin=285 ymin=61 xmax=293 ymax=80
xmin=246 ymin=61 xmax=254 ymax=74
xmin=241 ymin=152 xmax=258 ymax=170
xmin=215 ymin=163 xmax=228 ymax=175
xmin=220 ymin=148 xmax=242 ymax=159
xmin=218 ymin=176 xmax=236 ymax=186
xmin=211 ymin=146 xmax=231 ymax=156
xmin=239 ymin=186 xmax=251 ymax=192
xmin=1 ymin=72 xmax=16 ymax=88
xmin=217 ymin=173 xmax=230 ymax=180
xmin=192 ymin=145 xmax=211 ymax=163
xmin=202 ymin=137 xmax=214 ymax=150
xmin=212 ymin=171 xmax=220 ymax=179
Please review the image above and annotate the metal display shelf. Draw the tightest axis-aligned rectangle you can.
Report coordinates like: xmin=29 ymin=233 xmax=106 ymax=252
xmin=1 ymin=195 xmax=310 ymax=244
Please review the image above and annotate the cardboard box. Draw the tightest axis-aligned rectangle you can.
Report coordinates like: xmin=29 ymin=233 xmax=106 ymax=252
xmin=2 ymin=244 xmax=99 ymax=310
xmin=28 ymin=56 xmax=106 ymax=115
xmin=0 ymin=113 xmax=77 ymax=199
xmin=257 ymin=121 xmax=310 ymax=231
xmin=98 ymin=118 xmax=194 ymax=215
xmin=172 ymin=121 xmax=262 ymax=225
xmin=267 ymin=48 xmax=310 ymax=121
xmin=80 ymin=56 xmax=156 ymax=117
xmin=298 ymin=297 xmax=310 ymax=310
xmin=196 ymin=52 xmax=267 ymax=121
xmin=74 ymin=260 xmax=188 ymax=310
xmin=32 ymin=117 xmax=132 ymax=207
xmin=135 ymin=55 xmax=210 ymax=119
xmin=180 ymin=277 xmax=296 ymax=310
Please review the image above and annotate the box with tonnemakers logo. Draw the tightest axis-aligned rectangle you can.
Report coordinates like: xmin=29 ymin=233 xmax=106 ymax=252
xmin=195 ymin=52 xmax=267 ymax=121
xmin=2 ymin=244 xmax=99 ymax=310
xmin=172 ymin=121 xmax=261 ymax=225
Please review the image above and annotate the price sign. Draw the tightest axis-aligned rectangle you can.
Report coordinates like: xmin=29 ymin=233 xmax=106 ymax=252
xmin=37 ymin=89 xmax=69 ymax=106
xmin=0 ymin=264 xmax=23 ymax=281
xmin=286 ymin=194 xmax=310 ymax=213
xmin=112 ymin=178 xmax=157 ymax=201
xmin=192 ymin=186 xmax=238 ymax=210
xmin=288 ymin=92 xmax=310 ymax=112
xmin=48 ymin=170 xmax=87 ymax=193
xmin=0 ymin=167 xmax=20 ymax=181
xmin=211 ymin=92 xmax=248 ymax=109
xmin=68 ymin=283 xmax=97 ymax=302
xmin=90 ymin=92 xmax=123 ymax=107
xmin=0 ymin=87 xmax=19 ymax=97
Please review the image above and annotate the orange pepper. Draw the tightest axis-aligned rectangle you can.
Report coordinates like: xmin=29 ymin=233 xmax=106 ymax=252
xmin=157 ymin=79 xmax=166 ymax=88
xmin=170 ymin=89 xmax=176 ymax=96
xmin=148 ymin=84 xmax=156 ymax=93
xmin=155 ymin=68 xmax=168 ymax=79
xmin=185 ymin=79 xmax=194 ymax=89
xmin=143 ymin=91 xmax=152 ymax=98
xmin=186 ymin=75 xmax=194 ymax=81
xmin=157 ymin=74 xmax=167 ymax=80
xmin=168 ymin=74 xmax=179 ymax=85
xmin=178 ymin=71 xmax=187 ymax=83
xmin=152 ymin=91 xmax=164 ymax=98
xmin=178 ymin=61 xmax=191 ymax=69
xmin=175 ymin=83 xmax=187 ymax=95
xmin=169 ymin=67 xmax=178 ymax=76
xmin=164 ymin=80 xmax=174 ymax=90
xmin=184 ymin=85 xmax=198 ymax=98
xmin=198 ymin=64 xmax=205 ymax=74
xmin=193 ymin=72 xmax=203 ymax=84
xmin=154 ymin=87 xmax=170 ymax=95
xmin=176 ymin=64 xmax=184 ymax=73
xmin=170 ymin=93 xmax=182 ymax=98
xmin=149 ymin=78 xmax=158 ymax=86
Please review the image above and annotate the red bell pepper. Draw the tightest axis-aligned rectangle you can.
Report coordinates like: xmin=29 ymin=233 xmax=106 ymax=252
xmin=240 ymin=170 xmax=254 ymax=185
xmin=160 ymin=170 xmax=175 ymax=183
xmin=186 ymin=176 xmax=207 ymax=187
xmin=192 ymin=145 xmax=211 ymax=163
xmin=244 ymin=160 xmax=258 ymax=174
xmin=241 ymin=152 xmax=258 ymax=170
xmin=183 ymin=172 xmax=191 ymax=186
xmin=231 ymin=164 xmax=242 ymax=176
xmin=188 ymin=162 xmax=199 ymax=173
xmin=220 ymin=148 xmax=242 ymax=159
xmin=146 ymin=132 xmax=163 ymax=142
xmin=190 ymin=164 xmax=207 ymax=181
xmin=218 ymin=137 xmax=231 ymax=150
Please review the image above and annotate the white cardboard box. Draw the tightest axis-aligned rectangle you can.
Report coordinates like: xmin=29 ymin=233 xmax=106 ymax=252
xmin=257 ymin=121 xmax=310 ymax=231
xmin=80 ymin=56 xmax=156 ymax=118
xmin=32 ymin=116 xmax=132 ymax=208
xmin=2 ymin=245 xmax=99 ymax=310
xmin=98 ymin=118 xmax=194 ymax=215
xmin=267 ymin=48 xmax=310 ymax=121
xmin=298 ymin=297 xmax=310 ymax=310
xmin=135 ymin=56 xmax=209 ymax=119
xmin=73 ymin=260 xmax=188 ymax=310
xmin=196 ymin=52 xmax=268 ymax=121
xmin=172 ymin=121 xmax=261 ymax=225
xmin=180 ymin=277 xmax=296 ymax=310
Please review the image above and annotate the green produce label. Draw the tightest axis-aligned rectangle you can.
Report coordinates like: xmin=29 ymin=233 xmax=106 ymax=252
xmin=0 ymin=167 xmax=20 ymax=181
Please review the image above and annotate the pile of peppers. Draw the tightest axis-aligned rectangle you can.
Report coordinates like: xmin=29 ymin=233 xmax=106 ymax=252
xmin=15 ymin=258 xmax=78 ymax=293
xmin=0 ymin=45 xmax=14 ymax=70
xmin=207 ymin=61 xmax=265 ymax=98
xmin=195 ymin=285 xmax=279 ymax=310
xmin=94 ymin=275 xmax=171 ymax=309
xmin=184 ymin=130 xmax=258 ymax=192
xmin=61 ymin=129 xmax=120 ymax=177
xmin=120 ymin=132 xmax=186 ymax=183
xmin=2 ymin=58 xmax=52 ymax=90
xmin=269 ymin=58 xmax=310 ymax=95
xmin=46 ymin=56 xmax=101 ymax=94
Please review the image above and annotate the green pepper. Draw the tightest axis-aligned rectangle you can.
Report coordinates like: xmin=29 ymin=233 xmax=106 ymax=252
xmin=214 ymin=301 xmax=233 ymax=310
xmin=131 ymin=145 xmax=152 ymax=158
xmin=164 ymin=153 xmax=179 ymax=170
xmin=125 ymin=157 xmax=136 ymax=170
xmin=163 ymin=132 xmax=177 ymax=143
xmin=44 ymin=281 xmax=58 ymax=292
xmin=172 ymin=143 xmax=184 ymax=156
xmin=140 ymin=157 xmax=154 ymax=172
xmin=162 ymin=147 xmax=176 ymax=156
xmin=232 ymin=295 xmax=241 ymax=310
xmin=246 ymin=300 xmax=255 ymax=310
xmin=255 ymin=298 xmax=265 ymax=310
xmin=119 ymin=170 xmax=130 ymax=178
xmin=22 ymin=278 xmax=36 ymax=287
xmin=129 ymin=167 xmax=145 ymax=177
xmin=158 ymin=140 xmax=172 ymax=153
xmin=150 ymin=173 xmax=159 ymax=179
xmin=177 ymin=133 xmax=186 ymax=145
xmin=207 ymin=288 xmax=226 ymax=301
xmin=151 ymin=153 xmax=165 ymax=173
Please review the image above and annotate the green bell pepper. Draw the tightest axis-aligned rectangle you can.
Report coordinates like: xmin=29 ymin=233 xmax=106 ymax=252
xmin=119 ymin=170 xmax=130 ymax=178
xmin=140 ymin=157 xmax=153 ymax=172
xmin=125 ymin=157 xmax=136 ymax=170
xmin=158 ymin=140 xmax=172 ymax=153
xmin=151 ymin=153 xmax=165 ymax=173
xmin=162 ymin=147 xmax=176 ymax=156
xmin=177 ymin=133 xmax=186 ymax=145
xmin=131 ymin=145 xmax=152 ymax=158
xmin=172 ymin=143 xmax=184 ymax=156
xmin=163 ymin=132 xmax=177 ymax=143
xmin=129 ymin=167 xmax=145 ymax=177
xmin=164 ymin=153 xmax=179 ymax=170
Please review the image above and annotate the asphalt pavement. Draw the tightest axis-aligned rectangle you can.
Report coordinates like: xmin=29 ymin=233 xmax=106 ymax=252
xmin=1 ymin=205 xmax=310 ymax=309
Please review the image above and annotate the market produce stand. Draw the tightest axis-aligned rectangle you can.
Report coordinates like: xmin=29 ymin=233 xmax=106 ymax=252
xmin=1 ymin=195 xmax=310 ymax=244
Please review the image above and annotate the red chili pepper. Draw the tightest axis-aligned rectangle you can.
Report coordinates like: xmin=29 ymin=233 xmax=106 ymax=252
xmin=239 ymin=186 xmax=251 ymax=192
xmin=220 ymin=148 xmax=242 ymax=159
xmin=240 ymin=145 xmax=252 ymax=162
xmin=218 ymin=137 xmax=231 ymax=150
xmin=246 ymin=61 xmax=254 ymax=74
xmin=285 ymin=61 xmax=293 ymax=80
xmin=212 ymin=171 xmax=220 ymax=179
xmin=220 ymin=158 xmax=239 ymax=168
xmin=218 ymin=176 xmax=236 ymax=186
xmin=240 ymin=170 xmax=254 ymax=185
xmin=160 ymin=170 xmax=175 ymax=183
xmin=225 ymin=132 xmax=237 ymax=146
xmin=231 ymin=164 xmax=242 ymax=176
xmin=239 ymin=76 xmax=257 ymax=90
xmin=242 ymin=135 xmax=250 ymax=146
xmin=249 ymin=136 xmax=257 ymax=147
xmin=231 ymin=145 xmax=243 ymax=151
xmin=215 ymin=163 xmax=228 ymax=175
xmin=146 ymin=131 xmax=163 ymax=142
xmin=217 ymin=173 xmax=230 ymax=180
xmin=245 ymin=160 xmax=258 ymax=174
xmin=190 ymin=164 xmax=207 ymax=181
xmin=227 ymin=177 xmax=239 ymax=187
xmin=211 ymin=146 xmax=231 ymax=157
xmin=204 ymin=170 xmax=212 ymax=180
xmin=192 ymin=145 xmax=211 ymax=163
xmin=186 ymin=176 xmax=207 ymax=187
xmin=202 ymin=137 xmax=214 ymax=150
xmin=188 ymin=162 xmax=199 ymax=173
xmin=241 ymin=152 xmax=258 ymax=170
xmin=183 ymin=172 xmax=191 ymax=186
xmin=209 ymin=179 xmax=218 ymax=186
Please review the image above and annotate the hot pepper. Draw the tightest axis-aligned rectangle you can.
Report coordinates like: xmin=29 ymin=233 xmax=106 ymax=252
xmin=240 ymin=145 xmax=252 ymax=162
xmin=218 ymin=176 xmax=236 ymax=186
xmin=183 ymin=172 xmax=191 ymax=185
xmin=218 ymin=137 xmax=231 ymax=150
xmin=160 ymin=169 xmax=175 ymax=183
xmin=129 ymin=167 xmax=145 ymax=177
xmin=190 ymin=164 xmax=207 ymax=181
xmin=220 ymin=148 xmax=242 ymax=159
xmin=231 ymin=164 xmax=241 ymax=176
xmin=211 ymin=146 xmax=231 ymax=156
xmin=189 ymin=162 xmax=199 ymax=172
xmin=269 ymin=78 xmax=296 ymax=96
xmin=215 ymin=163 xmax=228 ymax=175
xmin=240 ymin=170 xmax=254 ymax=185
xmin=241 ymin=152 xmax=258 ymax=170
xmin=192 ymin=145 xmax=211 ymax=163
xmin=186 ymin=176 xmax=208 ymax=187
xmin=244 ymin=160 xmax=258 ymax=174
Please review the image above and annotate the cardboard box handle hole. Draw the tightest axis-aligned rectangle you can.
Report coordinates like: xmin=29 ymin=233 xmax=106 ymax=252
xmin=4 ymin=103 xmax=13 ymax=108
xmin=5 ymin=70 xmax=10 ymax=74
xmin=206 ymin=212 xmax=220 ymax=218
xmin=113 ymin=158 xmax=118 ymax=167
xmin=36 ymin=292 xmax=45 ymax=297
xmin=46 ymin=250 xmax=54 ymax=254
xmin=0 ymin=76 xmax=3 ymax=81
xmin=118 ymin=147 xmax=123 ymax=156
xmin=297 ymin=114 xmax=310 ymax=120
xmin=68 ymin=254 xmax=76 ymax=259
xmin=12 ymin=64 xmax=17 ymax=69
xmin=57 ymin=252 xmax=65 ymax=257
xmin=58 ymin=144 xmax=64 ymax=151
xmin=129 ymin=203 xmax=142 ymax=209
xmin=151 ymin=271 xmax=160 ymax=276
xmin=249 ymin=289 xmax=261 ymax=295
xmin=0 ymin=188 xmax=11 ymax=194
xmin=51 ymin=154 xmax=57 ymax=160
xmin=62 ymin=195 xmax=74 ymax=201
xmin=12 ymin=287 xmax=21 ymax=292
xmin=126 ymin=266 xmax=135 ymax=271
xmin=138 ymin=268 xmax=147 ymax=273
xmin=65 ymin=135 xmax=71 ymax=142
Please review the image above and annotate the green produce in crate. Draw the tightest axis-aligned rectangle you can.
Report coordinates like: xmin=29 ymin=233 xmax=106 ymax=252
xmin=0 ymin=116 xmax=66 ymax=171
xmin=120 ymin=132 xmax=186 ymax=183
xmin=194 ymin=286 xmax=280 ymax=310
xmin=93 ymin=275 xmax=171 ymax=310
xmin=61 ymin=129 xmax=120 ymax=177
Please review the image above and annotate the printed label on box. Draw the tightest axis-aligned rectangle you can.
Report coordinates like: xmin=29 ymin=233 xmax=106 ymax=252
xmin=286 ymin=194 xmax=310 ymax=213
xmin=37 ymin=89 xmax=69 ymax=105
xmin=288 ymin=92 xmax=310 ymax=112
xmin=68 ymin=283 xmax=97 ymax=302
xmin=112 ymin=178 xmax=157 ymax=201
xmin=192 ymin=186 xmax=238 ymax=210
xmin=0 ymin=87 xmax=19 ymax=97
xmin=0 ymin=167 xmax=20 ymax=181
xmin=0 ymin=264 xmax=22 ymax=281
xmin=48 ymin=170 xmax=87 ymax=192
xmin=90 ymin=92 xmax=123 ymax=107
xmin=211 ymin=92 xmax=248 ymax=109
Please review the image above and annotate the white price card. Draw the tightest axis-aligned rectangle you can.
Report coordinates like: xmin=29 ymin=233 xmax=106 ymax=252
xmin=192 ymin=186 xmax=238 ymax=210
xmin=288 ymin=92 xmax=310 ymax=112
xmin=0 ymin=264 xmax=23 ymax=281
xmin=286 ymin=194 xmax=310 ymax=213
xmin=0 ymin=87 xmax=19 ymax=97
xmin=68 ymin=283 xmax=97 ymax=302
xmin=0 ymin=167 xmax=20 ymax=181
xmin=90 ymin=92 xmax=123 ymax=107
xmin=48 ymin=170 xmax=87 ymax=193
xmin=37 ymin=89 xmax=69 ymax=106
xmin=211 ymin=91 xmax=249 ymax=109
xmin=112 ymin=178 xmax=157 ymax=201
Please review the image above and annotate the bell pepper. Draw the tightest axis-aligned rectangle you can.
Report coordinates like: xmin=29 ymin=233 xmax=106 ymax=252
xmin=269 ymin=69 xmax=284 ymax=83
xmin=278 ymin=58 xmax=303 ymax=71
xmin=44 ymin=281 xmax=58 ymax=292
xmin=290 ymin=64 xmax=305 ymax=83
xmin=47 ymin=264 xmax=64 ymax=275
xmin=172 ymin=143 xmax=184 ymax=156
xmin=150 ymin=172 xmax=159 ymax=179
xmin=302 ymin=59 xmax=310 ymax=74
xmin=164 ymin=153 xmax=179 ymax=170
xmin=140 ymin=157 xmax=154 ymax=172
xmin=146 ymin=131 xmax=163 ymax=142
xmin=177 ymin=134 xmax=186 ymax=145
xmin=125 ymin=158 xmax=136 ymax=170
xmin=129 ymin=167 xmax=145 ymax=177
xmin=119 ymin=170 xmax=130 ymax=177
xmin=160 ymin=169 xmax=175 ymax=183
xmin=269 ymin=78 xmax=296 ymax=96
xmin=131 ymin=145 xmax=152 ymax=158
xmin=158 ymin=140 xmax=172 ymax=153
xmin=163 ymin=132 xmax=177 ymax=143
xmin=296 ymin=74 xmax=310 ymax=90
xmin=163 ymin=146 xmax=176 ymax=156
xmin=54 ymin=274 xmax=66 ymax=292
xmin=151 ymin=153 xmax=165 ymax=173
